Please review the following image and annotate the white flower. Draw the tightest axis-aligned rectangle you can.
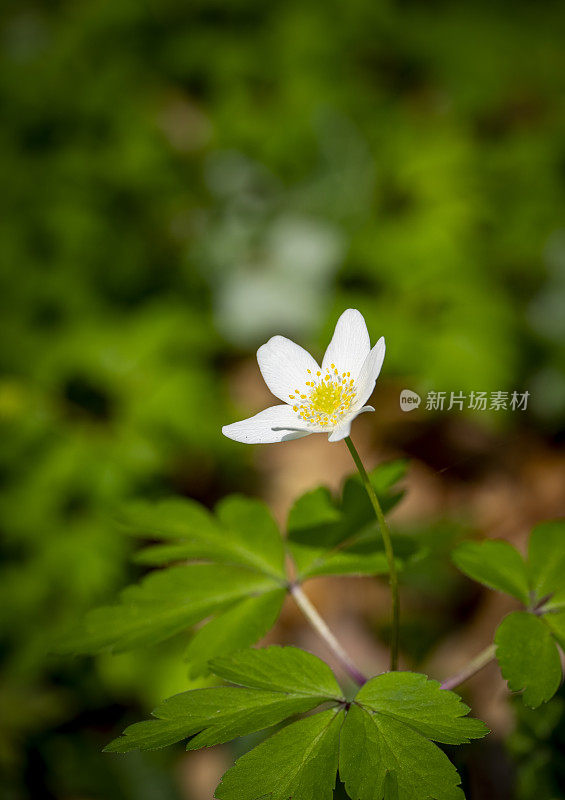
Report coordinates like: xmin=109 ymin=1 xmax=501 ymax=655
xmin=222 ymin=309 xmax=385 ymax=444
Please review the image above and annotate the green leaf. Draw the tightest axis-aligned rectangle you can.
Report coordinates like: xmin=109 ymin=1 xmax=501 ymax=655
xmin=368 ymin=460 xmax=409 ymax=496
xmin=544 ymin=609 xmax=565 ymax=650
xmin=133 ymin=541 xmax=215 ymax=566
xmin=306 ymin=544 xmax=392 ymax=578
xmin=339 ymin=672 xmax=488 ymax=800
xmin=210 ymin=646 xmax=344 ymax=699
xmin=547 ymin=585 xmax=565 ymax=610
xmin=495 ymin=611 xmax=562 ymax=708
xmin=340 ymin=460 xmax=407 ymax=522
xmin=528 ymin=519 xmax=565 ymax=602
xmin=289 ymin=487 xmax=341 ymax=531
xmin=451 ymin=539 xmax=530 ymax=604
xmin=287 ymin=460 xmax=414 ymax=579
xmin=123 ymin=498 xmax=221 ymax=540
xmin=58 ymin=564 xmax=279 ymax=653
xmin=62 ymin=495 xmax=288 ymax=659
xmin=341 ymin=705 xmax=463 ymax=800
xmin=105 ymin=656 xmax=488 ymax=800
xmin=184 ymin=590 xmax=286 ymax=677
xmin=104 ymin=686 xmax=332 ymax=753
xmin=287 ymin=487 xmax=344 ymax=577
xmin=215 ymin=708 xmax=345 ymax=800
xmin=104 ymin=646 xmax=344 ymax=754
xmin=123 ymin=495 xmax=286 ymax=579
xmin=352 ymin=671 xmax=488 ymax=744
xmin=215 ymin=495 xmax=286 ymax=579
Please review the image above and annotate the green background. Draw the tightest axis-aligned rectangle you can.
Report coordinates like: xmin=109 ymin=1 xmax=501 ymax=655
xmin=1 ymin=0 xmax=565 ymax=798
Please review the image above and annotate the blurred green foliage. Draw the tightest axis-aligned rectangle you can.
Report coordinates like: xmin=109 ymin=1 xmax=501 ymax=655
xmin=2 ymin=0 xmax=565 ymax=797
xmin=508 ymin=691 xmax=565 ymax=800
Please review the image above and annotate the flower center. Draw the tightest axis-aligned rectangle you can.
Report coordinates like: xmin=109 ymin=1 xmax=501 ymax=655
xmin=288 ymin=365 xmax=356 ymax=427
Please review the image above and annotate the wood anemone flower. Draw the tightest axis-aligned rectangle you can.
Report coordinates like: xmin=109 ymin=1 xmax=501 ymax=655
xmin=222 ymin=309 xmax=385 ymax=444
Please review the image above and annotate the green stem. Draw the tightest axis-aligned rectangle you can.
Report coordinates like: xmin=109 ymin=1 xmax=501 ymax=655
xmin=344 ymin=436 xmax=400 ymax=671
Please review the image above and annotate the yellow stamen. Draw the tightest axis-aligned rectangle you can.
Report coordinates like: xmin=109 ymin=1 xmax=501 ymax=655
xmin=293 ymin=364 xmax=356 ymax=428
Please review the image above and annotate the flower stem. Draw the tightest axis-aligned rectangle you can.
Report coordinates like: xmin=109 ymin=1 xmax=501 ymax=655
xmin=289 ymin=583 xmax=366 ymax=686
xmin=344 ymin=436 xmax=400 ymax=671
xmin=440 ymin=644 xmax=496 ymax=692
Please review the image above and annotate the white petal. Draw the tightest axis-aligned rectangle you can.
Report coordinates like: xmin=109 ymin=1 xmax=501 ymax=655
xmin=257 ymin=336 xmax=320 ymax=404
xmin=354 ymin=338 xmax=386 ymax=408
xmin=222 ymin=405 xmax=311 ymax=444
xmin=327 ymin=406 xmax=374 ymax=442
xmin=322 ymin=309 xmax=370 ymax=379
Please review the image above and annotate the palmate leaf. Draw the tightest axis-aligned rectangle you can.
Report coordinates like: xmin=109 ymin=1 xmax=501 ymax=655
xmin=105 ymin=647 xmax=344 ymax=753
xmin=287 ymin=460 xmax=416 ymax=579
xmin=105 ymin=648 xmax=487 ymax=800
xmin=495 ymin=612 xmax=563 ymax=708
xmin=451 ymin=539 xmax=530 ymax=605
xmin=452 ymin=521 xmax=565 ymax=707
xmin=215 ymin=668 xmax=486 ymax=800
xmin=124 ymin=495 xmax=286 ymax=579
xmin=62 ymin=470 xmax=412 ymax=667
xmin=452 ymin=519 xmax=565 ymax=608
xmin=59 ymin=494 xmax=290 ymax=663
xmin=58 ymin=564 xmax=281 ymax=653
xmin=339 ymin=673 xmax=488 ymax=800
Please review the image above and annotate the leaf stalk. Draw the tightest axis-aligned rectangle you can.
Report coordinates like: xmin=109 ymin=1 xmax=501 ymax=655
xmin=289 ymin=583 xmax=367 ymax=686
xmin=440 ymin=644 xmax=496 ymax=692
